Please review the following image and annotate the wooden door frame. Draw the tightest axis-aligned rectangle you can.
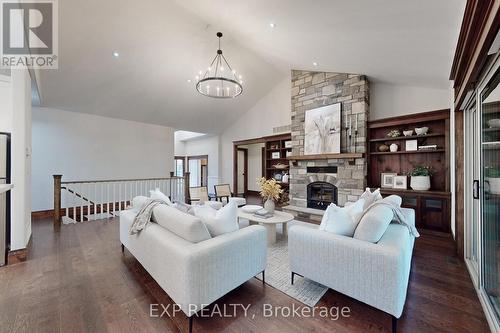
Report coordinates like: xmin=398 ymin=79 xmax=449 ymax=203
xmin=233 ymin=133 xmax=292 ymax=196
xmin=234 ymin=148 xmax=248 ymax=196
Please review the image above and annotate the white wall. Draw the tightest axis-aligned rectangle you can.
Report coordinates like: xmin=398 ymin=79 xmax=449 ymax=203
xmin=175 ymin=134 xmax=220 ymax=192
xmin=243 ymin=143 xmax=265 ymax=191
xmin=370 ymin=82 xmax=451 ymax=120
xmin=0 ymin=69 xmax=32 ymax=251
xmin=220 ymin=73 xmax=291 ymax=188
xmin=31 ymin=107 xmax=175 ymax=211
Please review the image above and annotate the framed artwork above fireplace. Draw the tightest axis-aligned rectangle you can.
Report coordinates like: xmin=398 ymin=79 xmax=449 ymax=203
xmin=304 ymin=103 xmax=341 ymax=155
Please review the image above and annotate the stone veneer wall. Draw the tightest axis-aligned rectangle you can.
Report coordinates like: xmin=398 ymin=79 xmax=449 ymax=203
xmin=289 ymin=70 xmax=369 ymax=207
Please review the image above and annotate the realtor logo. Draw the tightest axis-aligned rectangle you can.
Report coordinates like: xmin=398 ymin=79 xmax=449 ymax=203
xmin=1 ymin=0 xmax=58 ymax=68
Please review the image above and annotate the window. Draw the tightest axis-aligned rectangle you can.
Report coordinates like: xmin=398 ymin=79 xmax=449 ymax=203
xmin=174 ymin=156 xmax=185 ymax=177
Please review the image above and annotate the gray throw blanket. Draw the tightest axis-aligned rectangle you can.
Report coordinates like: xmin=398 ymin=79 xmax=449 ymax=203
xmin=129 ymin=199 xmax=166 ymax=234
xmin=361 ymin=200 xmax=420 ymax=238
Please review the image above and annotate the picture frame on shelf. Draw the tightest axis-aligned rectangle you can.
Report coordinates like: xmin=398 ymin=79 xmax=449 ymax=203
xmin=381 ymin=173 xmax=397 ymax=188
xmin=393 ymin=176 xmax=408 ymax=190
xmin=271 ymin=152 xmax=281 ymax=159
xmin=405 ymin=139 xmax=418 ymax=151
xmin=284 ymin=141 xmax=292 ymax=148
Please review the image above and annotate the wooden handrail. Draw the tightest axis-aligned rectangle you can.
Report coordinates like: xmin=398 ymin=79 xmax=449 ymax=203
xmin=61 ymin=176 xmax=183 ymax=185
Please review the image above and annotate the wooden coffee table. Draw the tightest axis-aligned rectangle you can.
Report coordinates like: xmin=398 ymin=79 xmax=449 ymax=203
xmin=237 ymin=209 xmax=295 ymax=245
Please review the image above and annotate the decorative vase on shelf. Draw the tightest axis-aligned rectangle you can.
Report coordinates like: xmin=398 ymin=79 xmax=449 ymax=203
xmin=410 ymin=176 xmax=431 ymax=191
xmin=282 ymin=172 xmax=289 ymax=183
xmin=264 ymin=198 xmax=275 ymax=214
xmin=390 ymin=143 xmax=399 ymax=152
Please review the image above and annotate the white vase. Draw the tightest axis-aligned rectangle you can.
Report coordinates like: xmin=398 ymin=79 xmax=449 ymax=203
xmin=410 ymin=176 xmax=431 ymax=191
xmin=264 ymin=198 xmax=275 ymax=214
xmin=390 ymin=143 xmax=398 ymax=152
xmin=282 ymin=173 xmax=289 ymax=183
xmin=486 ymin=177 xmax=500 ymax=195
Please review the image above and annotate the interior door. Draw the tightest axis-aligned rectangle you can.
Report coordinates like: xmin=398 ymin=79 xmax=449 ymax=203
xmin=237 ymin=149 xmax=247 ymax=196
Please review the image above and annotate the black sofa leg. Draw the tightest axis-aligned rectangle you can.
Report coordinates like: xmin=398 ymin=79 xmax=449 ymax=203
xmin=188 ymin=316 xmax=193 ymax=333
xmin=392 ymin=315 xmax=397 ymax=333
xmin=121 ymin=244 xmax=124 ymax=253
xmin=291 ymin=272 xmax=295 ymax=285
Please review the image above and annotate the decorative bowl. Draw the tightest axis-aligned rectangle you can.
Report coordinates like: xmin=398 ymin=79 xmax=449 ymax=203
xmin=488 ymin=119 xmax=500 ymax=128
xmin=415 ymin=127 xmax=429 ymax=135
xmin=241 ymin=205 xmax=263 ymax=213
xmin=403 ymin=130 xmax=413 ymax=136
xmin=273 ymin=163 xmax=288 ymax=169
xmin=378 ymin=144 xmax=390 ymax=152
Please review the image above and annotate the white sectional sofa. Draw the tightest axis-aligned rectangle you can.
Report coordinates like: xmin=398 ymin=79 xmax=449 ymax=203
xmin=288 ymin=207 xmax=415 ymax=333
xmin=120 ymin=206 xmax=267 ymax=332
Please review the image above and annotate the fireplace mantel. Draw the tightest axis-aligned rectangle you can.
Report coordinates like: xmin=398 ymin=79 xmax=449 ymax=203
xmin=287 ymin=153 xmax=363 ymax=165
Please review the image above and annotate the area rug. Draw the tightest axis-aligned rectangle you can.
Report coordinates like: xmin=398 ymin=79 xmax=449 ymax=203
xmin=242 ymin=220 xmax=329 ymax=307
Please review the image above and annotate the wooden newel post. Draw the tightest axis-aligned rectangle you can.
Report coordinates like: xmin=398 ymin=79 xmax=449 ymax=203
xmin=184 ymin=172 xmax=190 ymax=204
xmin=53 ymin=175 xmax=62 ymax=232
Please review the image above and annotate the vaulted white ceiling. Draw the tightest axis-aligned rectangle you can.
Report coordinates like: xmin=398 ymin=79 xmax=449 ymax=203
xmin=39 ymin=0 xmax=465 ymax=133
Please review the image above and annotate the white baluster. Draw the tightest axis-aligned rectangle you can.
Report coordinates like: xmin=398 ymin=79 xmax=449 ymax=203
xmin=106 ymin=182 xmax=109 ymax=218
xmin=112 ymin=182 xmax=116 ymax=216
xmin=94 ymin=182 xmax=97 ymax=220
xmin=118 ymin=182 xmax=122 ymax=213
xmin=64 ymin=187 xmax=68 ymax=223
xmin=86 ymin=183 xmax=90 ymax=221
xmin=79 ymin=183 xmax=83 ymax=222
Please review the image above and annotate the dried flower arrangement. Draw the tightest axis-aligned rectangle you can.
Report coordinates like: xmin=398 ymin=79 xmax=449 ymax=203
xmin=258 ymin=177 xmax=283 ymax=201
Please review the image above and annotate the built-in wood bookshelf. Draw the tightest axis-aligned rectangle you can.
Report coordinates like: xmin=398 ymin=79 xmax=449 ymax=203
xmin=367 ymin=109 xmax=451 ymax=232
xmin=265 ymin=134 xmax=292 ymax=189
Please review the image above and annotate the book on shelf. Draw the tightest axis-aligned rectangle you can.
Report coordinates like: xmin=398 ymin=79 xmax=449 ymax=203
xmin=418 ymin=144 xmax=438 ymax=151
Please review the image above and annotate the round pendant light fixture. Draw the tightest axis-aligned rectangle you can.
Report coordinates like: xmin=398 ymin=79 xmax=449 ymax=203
xmin=196 ymin=32 xmax=243 ymax=98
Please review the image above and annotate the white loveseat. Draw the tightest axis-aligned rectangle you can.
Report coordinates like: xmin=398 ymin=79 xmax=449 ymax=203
xmin=288 ymin=208 xmax=415 ymax=332
xmin=120 ymin=207 xmax=267 ymax=332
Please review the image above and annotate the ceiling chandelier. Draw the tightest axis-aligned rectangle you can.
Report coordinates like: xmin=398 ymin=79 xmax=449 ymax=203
xmin=196 ymin=32 xmax=243 ymax=98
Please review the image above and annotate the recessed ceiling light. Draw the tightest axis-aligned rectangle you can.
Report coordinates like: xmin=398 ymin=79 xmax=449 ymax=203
xmin=269 ymin=22 xmax=275 ymax=28
xmin=112 ymin=51 xmax=119 ymax=58
xmin=187 ymin=79 xmax=192 ymax=83
xmin=313 ymin=62 xmax=318 ymax=66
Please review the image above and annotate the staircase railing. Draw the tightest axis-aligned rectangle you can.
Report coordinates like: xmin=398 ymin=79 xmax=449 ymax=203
xmin=52 ymin=172 xmax=190 ymax=231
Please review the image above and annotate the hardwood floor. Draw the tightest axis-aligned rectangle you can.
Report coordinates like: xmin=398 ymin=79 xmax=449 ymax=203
xmin=0 ymin=216 xmax=489 ymax=333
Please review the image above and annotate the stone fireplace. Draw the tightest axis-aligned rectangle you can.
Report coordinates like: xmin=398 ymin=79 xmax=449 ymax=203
xmin=288 ymin=70 xmax=369 ymax=209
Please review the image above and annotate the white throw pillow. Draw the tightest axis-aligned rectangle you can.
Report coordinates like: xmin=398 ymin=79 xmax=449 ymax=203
xmin=194 ymin=201 xmax=239 ymax=237
xmin=172 ymin=201 xmax=195 ymax=215
xmin=131 ymin=196 xmax=149 ymax=213
xmin=319 ymin=199 xmax=365 ymax=237
xmin=360 ymin=187 xmax=382 ymax=210
xmin=152 ymin=204 xmax=211 ymax=243
xmin=344 ymin=198 xmax=366 ymax=225
xmin=150 ymin=188 xmax=174 ymax=206
xmin=383 ymin=195 xmax=402 ymax=207
xmin=353 ymin=204 xmax=394 ymax=243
